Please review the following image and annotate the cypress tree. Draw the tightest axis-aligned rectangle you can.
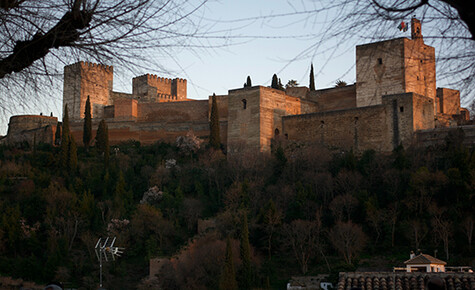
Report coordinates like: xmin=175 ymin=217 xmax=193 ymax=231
xmin=246 ymin=76 xmax=252 ymax=87
xmin=95 ymin=119 xmax=110 ymax=168
xmin=55 ymin=122 xmax=61 ymax=146
xmin=68 ymin=135 xmax=78 ymax=173
xmin=96 ymin=119 xmax=107 ymax=153
xmin=60 ymin=105 xmax=70 ymax=169
xmin=309 ymin=63 xmax=316 ymax=91
xmin=104 ymin=123 xmax=109 ymax=168
xmin=209 ymin=93 xmax=221 ymax=149
xmin=278 ymin=78 xmax=284 ymax=90
xmin=83 ymin=95 xmax=92 ymax=149
xmin=114 ymin=171 xmax=132 ymax=216
xmin=271 ymin=74 xmax=278 ymax=89
xmin=240 ymin=213 xmax=252 ymax=289
xmin=220 ymin=236 xmax=238 ymax=290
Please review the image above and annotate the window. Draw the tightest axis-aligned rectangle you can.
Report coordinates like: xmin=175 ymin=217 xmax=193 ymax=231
xmin=400 ymin=106 xmax=404 ymax=112
xmin=242 ymin=99 xmax=247 ymax=109
xmin=274 ymin=128 xmax=280 ymax=136
xmin=378 ymin=58 xmax=383 ymax=65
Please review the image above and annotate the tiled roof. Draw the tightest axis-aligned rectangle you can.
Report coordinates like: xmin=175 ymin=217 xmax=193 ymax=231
xmin=405 ymin=254 xmax=447 ymax=265
xmin=337 ymin=272 xmax=475 ymax=290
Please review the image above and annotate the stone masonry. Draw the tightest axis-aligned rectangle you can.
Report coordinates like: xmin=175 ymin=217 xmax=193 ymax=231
xmin=2 ymin=18 xmax=472 ymax=152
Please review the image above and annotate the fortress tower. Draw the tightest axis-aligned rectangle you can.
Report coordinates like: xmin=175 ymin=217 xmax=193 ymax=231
xmin=132 ymin=74 xmax=187 ymax=102
xmin=356 ymin=18 xmax=436 ymax=109
xmin=63 ymin=62 xmax=114 ymax=120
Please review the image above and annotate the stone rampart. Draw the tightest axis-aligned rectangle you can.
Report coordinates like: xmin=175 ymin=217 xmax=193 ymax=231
xmin=283 ymin=93 xmax=434 ymax=152
xmin=7 ymin=115 xmax=57 ymax=135
xmin=283 ymin=104 xmax=392 ymax=152
xmin=415 ymin=125 xmax=475 ymax=148
xmin=69 ymin=99 xmax=214 ymax=145
xmin=137 ymin=100 xmax=208 ymax=123
xmin=307 ymin=84 xmax=356 ymax=112
xmin=1 ymin=115 xmax=57 ymax=146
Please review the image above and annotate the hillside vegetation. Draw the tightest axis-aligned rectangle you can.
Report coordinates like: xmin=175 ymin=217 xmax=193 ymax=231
xmin=0 ymin=129 xmax=474 ymax=289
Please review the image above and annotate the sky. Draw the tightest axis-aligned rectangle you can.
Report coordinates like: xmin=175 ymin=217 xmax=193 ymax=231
xmin=0 ymin=0 xmax=468 ymax=135
xmin=112 ymin=0 xmax=358 ymax=99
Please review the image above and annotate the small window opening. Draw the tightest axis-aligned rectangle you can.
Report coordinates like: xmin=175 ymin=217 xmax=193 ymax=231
xmin=378 ymin=58 xmax=383 ymax=65
xmin=400 ymin=106 xmax=404 ymax=112
xmin=354 ymin=117 xmax=358 ymax=124
xmin=420 ymin=59 xmax=423 ymax=63
xmin=242 ymin=99 xmax=247 ymax=109
xmin=274 ymin=128 xmax=280 ymax=136
xmin=284 ymin=133 xmax=288 ymax=139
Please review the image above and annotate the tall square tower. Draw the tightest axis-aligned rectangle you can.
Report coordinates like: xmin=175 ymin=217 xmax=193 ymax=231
xmin=356 ymin=18 xmax=436 ymax=110
xmin=63 ymin=62 xmax=114 ymax=120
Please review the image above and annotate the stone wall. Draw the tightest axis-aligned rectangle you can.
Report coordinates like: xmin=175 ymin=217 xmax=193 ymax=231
xmin=114 ymin=98 xmax=138 ymax=120
xmin=285 ymin=86 xmax=309 ymax=99
xmin=70 ymin=99 xmax=211 ymax=145
xmin=283 ymin=93 xmax=433 ymax=152
xmin=137 ymin=100 xmax=208 ymax=123
xmin=307 ymin=84 xmax=356 ymax=112
xmin=7 ymin=115 xmax=57 ymax=134
xmin=283 ymin=104 xmax=392 ymax=152
xmin=63 ymin=62 xmax=113 ymax=120
xmin=436 ymin=88 xmax=460 ymax=115
xmin=415 ymin=125 xmax=475 ymax=147
xmin=1 ymin=115 xmax=57 ymax=146
xmin=356 ymin=38 xmax=406 ymax=107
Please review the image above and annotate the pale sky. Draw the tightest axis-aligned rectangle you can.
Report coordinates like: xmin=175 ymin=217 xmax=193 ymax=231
xmin=0 ymin=0 xmax=468 ymax=135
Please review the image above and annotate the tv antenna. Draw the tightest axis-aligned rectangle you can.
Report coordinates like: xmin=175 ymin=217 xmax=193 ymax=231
xmin=95 ymin=237 xmax=125 ymax=289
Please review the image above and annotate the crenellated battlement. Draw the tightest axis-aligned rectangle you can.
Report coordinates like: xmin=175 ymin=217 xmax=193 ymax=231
xmin=132 ymin=73 xmax=187 ymax=101
xmin=65 ymin=61 xmax=113 ymax=72
xmin=133 ymin=74 xmax=186 ymax=84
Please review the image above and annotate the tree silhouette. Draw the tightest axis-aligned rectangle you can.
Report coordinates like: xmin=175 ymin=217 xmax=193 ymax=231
xmin=220 ymin=236 xmax=238 ymax=290
xmin=244 ymin=76 xmax=252 ymax=88
xmin=239 ymin=213 xmax=252 ymax=289
xmin=68 ymin=135 xmax=78 ymax=173
xmin=309 ymin=63 xmax=315 ymax=91
xmin=285 ymin=79 xmax=299 ymax=89
xmin=60 ymin=104 xmax=70 ymax=169
xmin=83 ymin=96 xmax=92 ymax=149
xmin=95 ymin=119 xmax=109 ymax=168
xmin=0 ymin=0 xmax=210 ymax=112
xmin=271 ymin=74 xmax=279 ymax=89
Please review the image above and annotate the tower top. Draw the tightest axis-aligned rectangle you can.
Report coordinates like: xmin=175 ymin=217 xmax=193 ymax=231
xmin=411 ymin=18 xmax=423 ymax=42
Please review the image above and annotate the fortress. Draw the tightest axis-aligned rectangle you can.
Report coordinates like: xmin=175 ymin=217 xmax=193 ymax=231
xmin=2 ymin=18 xmax=473 ymax=152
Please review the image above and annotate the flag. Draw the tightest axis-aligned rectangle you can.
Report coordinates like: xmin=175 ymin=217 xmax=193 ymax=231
xmin=398 ymin=21 xmax=407 ymax=32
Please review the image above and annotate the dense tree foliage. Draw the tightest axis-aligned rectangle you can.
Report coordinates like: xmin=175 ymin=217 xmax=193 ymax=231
xmin=0 ymin=129 xmax=474 ymax=288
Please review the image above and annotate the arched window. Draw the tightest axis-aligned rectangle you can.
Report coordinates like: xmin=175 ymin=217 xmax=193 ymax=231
xmin=274 ymin=128 xmax=280 ymax=136
xmin=242 ymin=99 xmax=247 ymax=109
